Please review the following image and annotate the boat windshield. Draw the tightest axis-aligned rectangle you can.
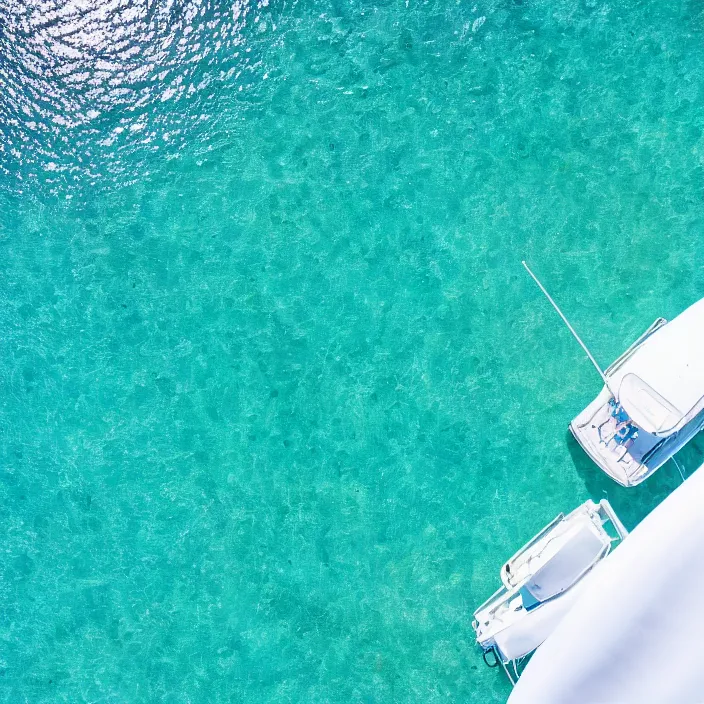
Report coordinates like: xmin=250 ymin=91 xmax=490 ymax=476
xmin=523 ymin=524 xmax=605 ymax=602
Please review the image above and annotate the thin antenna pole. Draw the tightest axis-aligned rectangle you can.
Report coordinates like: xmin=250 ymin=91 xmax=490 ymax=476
xmin=522 ymin=261 xmax=614 ymax=393
xmin=672 ymin=456 xmax=686 ymax=483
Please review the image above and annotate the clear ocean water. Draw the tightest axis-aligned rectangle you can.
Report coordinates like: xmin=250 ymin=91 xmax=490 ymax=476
xmin=1 ymin=1 xmax=703 ymax=701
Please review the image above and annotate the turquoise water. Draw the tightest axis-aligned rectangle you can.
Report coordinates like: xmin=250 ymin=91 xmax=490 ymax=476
xmin=1 ymin=1 xmax=704 ymax=701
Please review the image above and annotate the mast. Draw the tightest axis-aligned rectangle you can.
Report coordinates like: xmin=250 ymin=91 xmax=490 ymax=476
xmin=522 ymin=261 xmax=614 ymax=395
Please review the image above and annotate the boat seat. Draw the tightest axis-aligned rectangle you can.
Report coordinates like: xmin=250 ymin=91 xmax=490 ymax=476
xmin=618 ymin=374 xmax=683 ymax=435
xmin=519 ymin=586 xmax=542 ymax=612
xmin=608 ymin=398 xmax=630 ymax=424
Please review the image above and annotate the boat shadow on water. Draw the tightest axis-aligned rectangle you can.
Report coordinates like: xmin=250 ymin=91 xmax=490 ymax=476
xmin=566 ymin=429 xmax=704 ymax=530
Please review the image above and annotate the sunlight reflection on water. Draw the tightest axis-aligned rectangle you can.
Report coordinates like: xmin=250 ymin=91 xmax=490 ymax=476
xmin=0 ymin=0 xmax=279 ymax=193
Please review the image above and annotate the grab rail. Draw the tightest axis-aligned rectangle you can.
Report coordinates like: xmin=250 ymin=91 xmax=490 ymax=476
xmin=597 ymin=499 xmax=629 ymax=541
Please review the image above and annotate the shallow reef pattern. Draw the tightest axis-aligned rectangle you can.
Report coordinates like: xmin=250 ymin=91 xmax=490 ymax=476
xmin=1 ymin=0 xmax=704 ymax=702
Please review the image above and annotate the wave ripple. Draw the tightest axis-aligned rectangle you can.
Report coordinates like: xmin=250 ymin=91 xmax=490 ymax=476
xmin=0 ymin=0 xmax=277 ymax=192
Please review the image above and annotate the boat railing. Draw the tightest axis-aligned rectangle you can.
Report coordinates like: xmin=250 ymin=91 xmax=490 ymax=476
xmin=604 ymin=317 xmax=668 ymax=378
xmin=596 ymin=499 xmax=629 ymax=542
xmin=472 ymin=583 xmax=510 ymax=621
xmin=501 ymin=513 xmax=566 ymax=589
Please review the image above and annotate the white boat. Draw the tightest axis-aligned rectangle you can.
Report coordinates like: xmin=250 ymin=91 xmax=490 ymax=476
xmin=522 ymin=262 xmax=704 ymax=487
xmin=509 ymin=462 xmax=704 ymax=704
xmin=569 ymin=299 xmax=704 ymax=486
xmin=472 ymin=499 xmax=628 ymax=684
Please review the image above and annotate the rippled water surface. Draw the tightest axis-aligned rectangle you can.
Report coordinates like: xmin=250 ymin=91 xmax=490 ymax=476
xmin=2 ymin=1 xmax=704 ymax=701
xmin=0 ymin=0 xmax=281 ymax=190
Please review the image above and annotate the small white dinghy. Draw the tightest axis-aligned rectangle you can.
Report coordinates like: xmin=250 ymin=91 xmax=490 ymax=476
xmin=472 ymin=499 xmax=627 ymax=684
xmin=523 ymin=262 xmax=704 ymax=487
xmin=508 ymin=463 xmax=704 ymax=704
